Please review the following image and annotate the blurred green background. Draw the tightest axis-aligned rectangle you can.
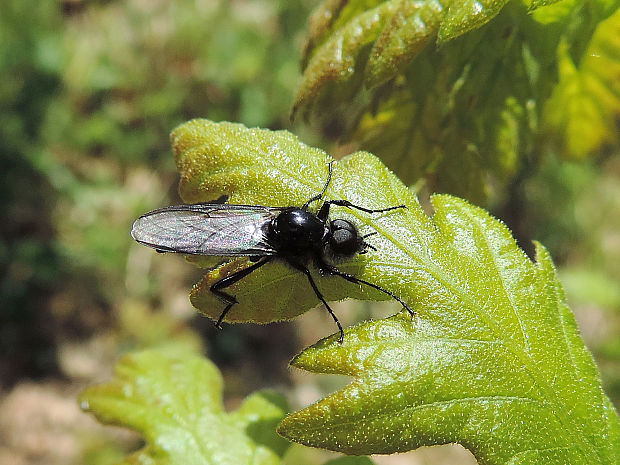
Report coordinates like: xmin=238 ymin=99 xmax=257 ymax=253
xmin=0 ymin=1 xmax=618 ymax=464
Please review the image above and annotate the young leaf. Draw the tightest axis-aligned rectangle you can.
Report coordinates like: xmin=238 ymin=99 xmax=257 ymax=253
xmin=171 ymin=119 xmax=412 ymax=325
xmin=295 ymin=0 xmax=563 ymax=114
xmin=169 ymin=119 xmax=618 ymax=462
xmin=277 ymin=196 xmax=620 ymax=463
xmin=80 ymin=349 xmax=290 ymax=465
xmin=295 ymin=0 xmax=620 ymax=200
xmin=543 ymin=8 xmax=620 ymax=158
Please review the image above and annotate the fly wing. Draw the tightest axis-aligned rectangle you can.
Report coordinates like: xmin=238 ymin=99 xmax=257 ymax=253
xmin=131 ymin=204 xmax=281 ymax=256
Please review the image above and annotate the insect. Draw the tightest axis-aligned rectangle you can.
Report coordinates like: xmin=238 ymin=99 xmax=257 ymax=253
xmin=131 ymin=162 xmax=413 ymax=342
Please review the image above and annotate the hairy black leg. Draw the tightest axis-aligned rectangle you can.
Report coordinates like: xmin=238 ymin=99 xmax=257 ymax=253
xmin=289 ymin=260 xmax=345 ymax=343
xmin=323 ymin=199 xmax=407 ymax=215
xmin=302 ymin=161 xmax=334 ymax=211
xmin=317 ymin=200 xmax=406 ymax=223
xmin=320 ymin=261 xmax=414 ymax=318
xmin=210 ymin=257 xmax=273 ymax=328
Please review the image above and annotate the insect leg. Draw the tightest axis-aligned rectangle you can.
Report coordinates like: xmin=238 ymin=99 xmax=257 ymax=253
xmin=323 ymin=199 xmax=407 ymax=215
xmin=316 ymin=199 xmax=405 ymax=222
xmin=319 ymin=262 xmax=414 ymax=318
xmin=289 ymin=261 xmax=345 ymax=343
xmin=211 ymin=257 xmax=273 ymax=328
xmin=302 ymin=161 xmax=334 ymax=211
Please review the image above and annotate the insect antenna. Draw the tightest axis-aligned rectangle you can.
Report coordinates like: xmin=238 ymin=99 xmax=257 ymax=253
xmin=356 ymin=232 xmax=378 ymax=254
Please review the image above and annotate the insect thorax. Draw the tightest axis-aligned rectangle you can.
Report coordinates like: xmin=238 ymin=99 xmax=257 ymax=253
xmin=269 ymin=208 xmax=327 ymax=256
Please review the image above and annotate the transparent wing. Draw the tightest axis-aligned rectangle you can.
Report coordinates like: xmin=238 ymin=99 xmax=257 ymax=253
xmin=131 ymin=204 xmax=282 ymax=256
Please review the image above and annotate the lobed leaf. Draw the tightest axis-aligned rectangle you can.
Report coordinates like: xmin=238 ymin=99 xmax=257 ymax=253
xmin=278 ymin=193 xmax=620 ymax=462
xmin=295 ymin=0 xmax=620 ymax=200
xmin=295 ymin=0 xmax=537 ymax=114
xmin=80 ymin=349 xmax=290 ymax=465
xmin=438 ymin=0 xmax=511 ymax=43
xmin=172 ymin=119 xmax=412 ymax=325
xmin=164 ymin=120 xmax=619 ymax=462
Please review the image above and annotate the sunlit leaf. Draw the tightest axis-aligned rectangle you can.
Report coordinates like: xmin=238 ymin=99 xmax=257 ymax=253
xmin=169 ymin=119 xmax=619 ymax=462
xmin=295 ymin=0 xmax=620 ymax=201
xmin=438 ymin=0 xmax=511 ymax=43
xmin=171 ymin=119 xmax=412 ymax=325
xmin=80 ymin=349 xmax=290 ymax=465
xmin=275 ymin=192 xmax=620 ymax=462
xmin=543 ymin=8 xmax=620 ymax=158
xmin=295 ymin=0 xmax=547 ymax=114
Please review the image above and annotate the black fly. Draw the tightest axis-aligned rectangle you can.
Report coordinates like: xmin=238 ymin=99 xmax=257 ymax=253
xmin=131 ymin=162 xmax=413 ymax=342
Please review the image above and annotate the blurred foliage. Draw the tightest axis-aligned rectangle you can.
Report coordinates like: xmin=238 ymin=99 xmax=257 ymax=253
xmin=521 ymin=154 xmax=620 ymax=408
xmin=86 ymin=119 xmax=620 ymax=464
xmin=81 ymin=348 xmax=290 ymax=465
xmin=1 ymin=0 xmax=620 ymax=464
xmin=544 ymin=8 xmax=620 ymax=158
xmin=1 ymin=2 xmax=312 ymax=462
xmin=1 ymin=1 xmax=67 ymax=381
xmin=1 ymin=0 xmax=314 ymax=386
xmin=294 ymin=0 xmax=620 ymax=203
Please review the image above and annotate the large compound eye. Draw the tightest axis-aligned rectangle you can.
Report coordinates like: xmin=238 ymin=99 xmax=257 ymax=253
xmin=330 ymin=218 xmax=356 ymax=234
xmin=329 ymin=219 xmax=361 ymax=257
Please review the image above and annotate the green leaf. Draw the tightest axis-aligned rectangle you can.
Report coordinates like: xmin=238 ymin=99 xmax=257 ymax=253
xmin=295 ymin=0 xmax=520 ymax=110
xmin=169 ymin=119 xmax=618 ymax=462
xmin=294 ymin=0 xmax=439 ymax=115
xmin=438 ymin=0 xmax=511 ymax=43
xmin=543 ymin=8 xmax=620 ymax=158
xmin=295 ymin=0 xmax=620 ymax=201
xmin=323 ymin=458 xmax=376 ymax=465
xmin=80 ymin=349 xmax=290 ymax=465
xmin=295 ymin=0 xmax=557 ymax=113
xmin=172 ymin=119 xmax=412 ymax=325
xmin=277 ymin=195 xmax=620 ymax=462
